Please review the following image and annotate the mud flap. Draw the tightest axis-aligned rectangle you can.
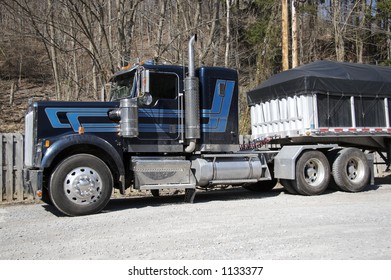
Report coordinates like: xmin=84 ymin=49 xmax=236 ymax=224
xmin=184 ymin=188 xmax=196 ymax=203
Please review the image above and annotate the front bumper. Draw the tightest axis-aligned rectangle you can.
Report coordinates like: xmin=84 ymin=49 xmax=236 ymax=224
xmin=23 ymin=168 xmax=43 ymax=199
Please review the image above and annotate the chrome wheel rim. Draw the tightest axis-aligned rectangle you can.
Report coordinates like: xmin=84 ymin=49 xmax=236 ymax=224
xmin=303 ymin=158 xmax=325 ymax=186
xmin=346 ymin=157 xmax=364 ymax=182
xmin=63 ymin=167 xmax=103 ymax=205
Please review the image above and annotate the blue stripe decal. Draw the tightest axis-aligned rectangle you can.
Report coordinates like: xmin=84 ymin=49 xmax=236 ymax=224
xmin=45 ymin=108 xmax=118 ymax=133
xmin=139 ymin=124 xmax=174 ymax=133
xmin=67 ymin=113 xmax=118 ymax=132
xmin=201 ymin=79 xmax=235 ymax=132
xmin=139 ymin=108 xmax=179 ymax=118
xmin=45 ymin=79 xmax=234 ymax=134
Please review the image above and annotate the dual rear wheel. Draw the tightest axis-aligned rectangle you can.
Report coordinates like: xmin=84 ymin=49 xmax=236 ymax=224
xmin=281 ymin=148 xmax=370 ymax=196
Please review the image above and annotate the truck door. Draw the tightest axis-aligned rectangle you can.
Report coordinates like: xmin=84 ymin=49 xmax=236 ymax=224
xmin=138 ymin=71 xmax=180 ymax=141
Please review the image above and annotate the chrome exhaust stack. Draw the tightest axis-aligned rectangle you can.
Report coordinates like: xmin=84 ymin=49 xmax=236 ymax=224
xmin=184 ymin=35 xmax=200 ymax=153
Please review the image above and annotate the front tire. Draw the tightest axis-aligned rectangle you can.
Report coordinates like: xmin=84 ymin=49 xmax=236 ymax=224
xmin=49 ymin=154 xmax=113 ymax=216
xmin=41 ymin=187 xmax=53 ymax=205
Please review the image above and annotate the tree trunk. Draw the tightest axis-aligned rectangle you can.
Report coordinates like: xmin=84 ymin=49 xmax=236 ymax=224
xmin=70 ymin=19 xmax=80 ymax=100
xmin=48 ymin=0 xmax=61 ymax=100
xmin=200 ymin=0 xmax=219 ymax=65
xmin=333 ymin=0 xmax=345 ymax=61
xmin=9 ymin=81 xmax=15 ymax=105
xmin=388 ymin=20 xmax=391 ymax=61
xmin=155 ymin=0 xmax=167 ymax=62
xmin=291 ymin=0 xmax=298 ymax=68
xmin=356 ymin=0 xmax=366 ymax=63
xmin=225 ymin=0 xmax=231 ymax=67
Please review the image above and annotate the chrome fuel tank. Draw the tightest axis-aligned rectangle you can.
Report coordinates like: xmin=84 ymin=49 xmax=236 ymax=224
xmin=191 ymin=154 xmax=268 ymax=187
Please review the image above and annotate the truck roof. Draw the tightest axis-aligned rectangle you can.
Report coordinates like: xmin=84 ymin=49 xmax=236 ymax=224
xmin=111 ymin=63 xmax=186 ymax=79
xmin=247 ymin=60 xmax=391 ymax=106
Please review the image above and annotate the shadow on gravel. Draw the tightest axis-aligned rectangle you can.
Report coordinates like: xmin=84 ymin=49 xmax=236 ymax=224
xmin=361 ymin=184 xmax=382 ymax=192
xmin=37 ymin=187 xmax=283 ymax=216
xmin=41 ymin=204 xmax=68 ymax=217
xmin=40 ymin=182 xmax=389 ymax=216
xmin=321 ymin=183 xmax=382 ymax=195
xmin=104 ymin=187 xmax=283 ymax=214
xmin=374 ymin=175 xmax=391 ymax=185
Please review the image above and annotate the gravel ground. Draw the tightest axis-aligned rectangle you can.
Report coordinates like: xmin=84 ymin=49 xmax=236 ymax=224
xmin=0 ymin=183 xmax=390 ymax=260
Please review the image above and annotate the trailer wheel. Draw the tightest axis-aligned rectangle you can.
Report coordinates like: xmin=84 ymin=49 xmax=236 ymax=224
xmin=280 ymin=179 xmax=298 ymax=195
xmin=293 ymin=150 xmax=330 ymax=195
xmin=49 ymin=154 xmax=113 ymax=216
xmin=332 ymin=148 xmax=370 ymax=192
xmin=243 ymin=179 xmax=278 ymax=192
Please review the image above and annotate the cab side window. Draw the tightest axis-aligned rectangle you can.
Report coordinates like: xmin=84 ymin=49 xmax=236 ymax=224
xmin=149 ymin=72 xmax=178 ymax=102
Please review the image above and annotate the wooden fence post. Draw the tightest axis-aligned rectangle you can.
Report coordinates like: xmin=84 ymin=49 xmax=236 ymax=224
xmin=0 ymin=134 xmax=3 ymax=202
xmin=15 ymin=134 xmax=24 ymax=201
xmin=5 ymin=134 xmax=14 ymax=201
xmin=0 ymin=133 xmax=28 ymax=203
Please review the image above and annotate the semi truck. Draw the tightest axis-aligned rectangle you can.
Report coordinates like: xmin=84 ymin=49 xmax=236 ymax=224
xmin=23 ymin=35 xmax=391 ymax=216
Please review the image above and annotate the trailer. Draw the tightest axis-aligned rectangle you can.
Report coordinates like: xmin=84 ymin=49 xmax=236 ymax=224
xmin=23 ymin=36 xmax=391 ymax=216
xmin=247 ymin=60 xmax=391 ymax=195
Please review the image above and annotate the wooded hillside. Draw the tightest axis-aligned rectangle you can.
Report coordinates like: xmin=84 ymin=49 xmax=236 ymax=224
xmin=1 ymin=0 xmax=391 ymax=133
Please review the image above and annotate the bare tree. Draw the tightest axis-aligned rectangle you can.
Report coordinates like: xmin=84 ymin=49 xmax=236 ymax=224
xmin=291 ymin=0 xmax=299 ymax=68
xmin=225 ymin=0 xmax=231 ymax=67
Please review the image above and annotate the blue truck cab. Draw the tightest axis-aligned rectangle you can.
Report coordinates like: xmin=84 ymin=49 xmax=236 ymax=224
xmin=24 ymin=36 xmax=271 ymax=216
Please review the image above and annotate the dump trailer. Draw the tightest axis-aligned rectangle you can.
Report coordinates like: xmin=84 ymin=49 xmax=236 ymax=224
xmin=23 ymin=36 xmax=390 ymax=216
xmin=247 ymin=60 xmax=391 ymax=195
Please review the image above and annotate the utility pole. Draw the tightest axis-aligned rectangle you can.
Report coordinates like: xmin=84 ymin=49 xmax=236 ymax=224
xmin=281 ymin=0 xmax=289 ymax=70
xmin=291 ymin=0 xmax=299 ymax=68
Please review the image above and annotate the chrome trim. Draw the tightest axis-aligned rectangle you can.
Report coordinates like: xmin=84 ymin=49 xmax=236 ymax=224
xmin=24 ymin=110 xmax=35 ymax=167
xmin=63 ymin=166 xmax=104 ymax=205
xmin=132 ymin=157 xmax=195 ymax=189
xmin=200 ymin=144 xmax=240 ymax=153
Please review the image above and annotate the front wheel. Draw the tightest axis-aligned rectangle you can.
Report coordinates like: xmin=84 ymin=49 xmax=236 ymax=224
xmin=49 ymin=154 xmax=113 ymax=216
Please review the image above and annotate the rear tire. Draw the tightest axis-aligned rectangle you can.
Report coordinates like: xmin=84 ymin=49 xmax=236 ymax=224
xmin=332 ymin=148 xmax=370 ymax=192
xmin=49 ymin=154 xmax=113 ymax=216
xmin=292 ymin=150 xmax=330 ymax=196
xmin=280 ymin=179 xmax=298 ymax=195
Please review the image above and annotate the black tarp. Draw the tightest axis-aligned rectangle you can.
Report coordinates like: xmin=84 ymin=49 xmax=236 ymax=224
xmin=247 ymin=60 xmax=391 ymax=106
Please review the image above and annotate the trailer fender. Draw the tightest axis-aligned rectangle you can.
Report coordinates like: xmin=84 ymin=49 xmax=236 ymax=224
xmin=40 ymin=134 xmax=125 ymax=185
xmin=274 ymin=145 xmax=336 ymax=180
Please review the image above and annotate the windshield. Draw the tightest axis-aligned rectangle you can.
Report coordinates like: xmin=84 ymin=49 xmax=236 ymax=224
xmin=110 ymin=70 xmax=136 ymax=101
